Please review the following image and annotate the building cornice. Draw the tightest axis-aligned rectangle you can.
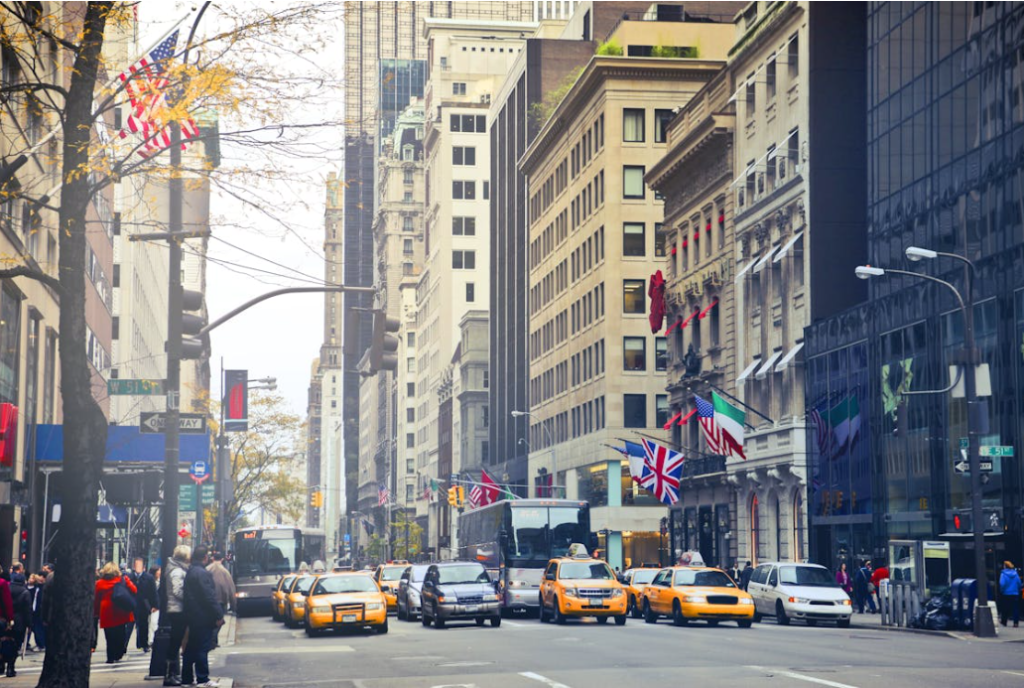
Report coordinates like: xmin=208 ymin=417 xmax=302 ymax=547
xmin=646 ymin=113 xmax=734 ymax=191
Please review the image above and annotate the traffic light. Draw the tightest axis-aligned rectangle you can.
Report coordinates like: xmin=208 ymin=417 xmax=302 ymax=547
xmin=310 ymin=491 xmax=323 ymax=508
xmin=19 ymin=529 xmax=28 ymax=562
xmin=457 ymin=486 xmax=465 ymax=508
xmin=369 ymin=310 xmax=400 ymax=372
xmin=180 ymin=289 xmax=208 ymax=359
xmin=448 ymin=486 xmax=459 ymax=507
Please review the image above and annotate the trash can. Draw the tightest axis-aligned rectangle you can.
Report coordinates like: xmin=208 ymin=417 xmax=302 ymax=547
xmin=962 ymin=578 xmax=977 ymax=631
xmin=950 ymin=579 xmax=965 ymax=629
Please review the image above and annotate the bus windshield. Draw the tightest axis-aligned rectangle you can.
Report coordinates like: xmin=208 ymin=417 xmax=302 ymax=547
xmin=234 ymin=529 xmax=299 ymax=576
xmin=508 ymin=505 xmax=588 ymax=566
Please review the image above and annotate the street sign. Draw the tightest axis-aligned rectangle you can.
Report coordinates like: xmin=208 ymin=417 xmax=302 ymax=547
xmin=959 ymin=437 xmax=969 ymax=450
xmin=178 ymin=524 xmax=190 ymax=538
xmin=179 ymin=483 xmax=215 ymax=511
xmin=189 ymin=459 xmax=210 ymax=485
xmin=953 ymin=458 xmax=994 ymax=474
xmin=979 ymin=445 xmax=1014 ymax=457
xmin=107 ymin=379 xmax=165 ymax=396
xmin=140 ymin=412 xmax=207 ymax=435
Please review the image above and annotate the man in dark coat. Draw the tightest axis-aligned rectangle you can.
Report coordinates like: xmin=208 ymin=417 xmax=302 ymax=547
xmin=739 ymin=561 xmax=754 ymax=591
xmin=134 ymin=560 xmax=159 ymax=652
xmin=182 ymin=547 xmax=224 ymax=687
xmin=5 ymin=572 xmax=31 ymax=676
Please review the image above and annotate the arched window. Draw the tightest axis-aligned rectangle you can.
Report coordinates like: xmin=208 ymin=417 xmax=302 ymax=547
xmin=793 ymin=490 xmax=804 ymax=562
xmin=749 ymin=493 xmax=759 ymax=564
xmin=774 ymin=493 xmax=783 ymax=560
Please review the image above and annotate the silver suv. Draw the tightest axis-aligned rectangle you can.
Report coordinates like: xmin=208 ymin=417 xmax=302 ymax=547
xmin=420 ymin=562 xmax=502 ymax=629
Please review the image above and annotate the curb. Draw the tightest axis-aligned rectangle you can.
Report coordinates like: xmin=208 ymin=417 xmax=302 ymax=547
xmin=226 ymin=613 xmax=237 ymax=647
xmin=851 ymin=621 xmax=1024 ymax=642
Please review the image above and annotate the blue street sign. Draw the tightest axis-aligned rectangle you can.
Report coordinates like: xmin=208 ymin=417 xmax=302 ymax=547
xmin=190 ymin=460 xmax=208 ymax=479
xmin=344 ymin=533 xmax=351 ymax=543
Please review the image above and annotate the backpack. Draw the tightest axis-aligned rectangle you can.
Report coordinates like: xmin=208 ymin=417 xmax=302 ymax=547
xmin=111 ymin=576 xmax=136 ymax=612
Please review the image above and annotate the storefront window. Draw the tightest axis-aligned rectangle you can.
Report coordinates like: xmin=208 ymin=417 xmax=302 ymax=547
xmin=577 ymin=463 xmax=609 ymax=507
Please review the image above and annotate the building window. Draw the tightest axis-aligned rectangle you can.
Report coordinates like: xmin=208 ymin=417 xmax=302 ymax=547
xmin=450 ymin=114 xmax=487 ymax=133
xmin=766 ymin=145 xmax=777 ymax=191
xmin=623 ymin=337 xmax=646 ymax=371
xmin=453 ymin=82 xmax=467 ymax=95
xmin=787 ymin=33 xmax=799 ymax=78
xmin=483 ymin=370 xmax=489 ymax=388
xmin=656 ymin=395 xmax=669 ymax=429
xmin=745 ymin=74 xmax=756 ymax=116
xmin=403 ymin=169 xmax=414 ymax=184
xmin=482 ymin=406 xmax=489 ymax=428
xmin=654 ymin=223 xmax=666 ymax=257
xmin=452 ymin=250 xmax=476 ymax=269
xmin=623 ymin=108 xmax=645 ymax=142
xmin=787 ymin=127 xmax=800 ymax=173
xmin=623 ymin=394 xmax=646 ymax=428
xmin=466 ymin=283 xmax=475 ymax=302
xmin=623 ymin=279 xmax=645 ymax=313
xmin=453 ymin=216 xmax=476 ymax=235
xmin=407 ymin=408 xmax=415 ymax=422
xmin=406 ymin=433 xmax=415 ymax=448
xmin=407 ymin=332 xmax=416 ymax=347
xmin=402 ymin=145 xmax=414 ymax=161
xmin=403 ymin=216 xmax=414 ymax=232
xmin=655 ymin=337 xmax=667 ymax=371
xmin=407 ymin=383 xmax=415 ymax=397
xmin=407 ymin=357 xmax=415 ymax=373
xmin=792 ymin=490 xmax=804 ymax=561
xmin=623 ymin=166 xmax=645 ymax=199
xmin=0 ymin=285 xmax=21 ymax=404
xmin=654 ymin=109 xmax=673 ymax=143
xmin=766 ymin=54 xmax=777 ymax=100
xmin=453 ymin=146 xmax=476 ymax=165
xmin=622 ymin=223 xmax=645 ymax=257
xmin=483 ymin=181 xmax=489 ymax=199
xmin=403 ymin=239 xmax=413 ymax=255
xmin=403 ymin=191 xmax=413 ymax=202
xmin=453 ymin=181 xmax=476 ymax=199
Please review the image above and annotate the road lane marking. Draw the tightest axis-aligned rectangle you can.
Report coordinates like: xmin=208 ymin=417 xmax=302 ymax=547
xmin=1004 ymin=671 xmax=1024 ymax=678
xmin=520 ymin=671 xmax=572 ymax=688
xmin=502 ymin=620 xmax=529 ymax=627
xmin=226 ymin=644 xmax=354 ymax=654
xmin=747 ymin=666 xmax=859 ymax=688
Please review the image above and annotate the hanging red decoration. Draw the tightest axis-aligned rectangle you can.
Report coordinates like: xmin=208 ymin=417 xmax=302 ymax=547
xmin=648 ymin=270 xmax=666 ymax=334
xmin=718 ymin=213 xmax=725 ymax=225
xmin=682 ymin=238 xmax=688 ymax=248
xmin=705 ymin=222 xmax=711 ymax=233
xmin=671 ymin=246 xmax=677 ymax=255
xmin=693 ymin=232 xmax=700 ymax=241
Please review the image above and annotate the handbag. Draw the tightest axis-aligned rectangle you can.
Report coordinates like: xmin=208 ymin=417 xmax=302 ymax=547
xmin=111 ymin=576 xmax=136 ymax=612
xmin=867 ymin=582 xmax=876 ymax=594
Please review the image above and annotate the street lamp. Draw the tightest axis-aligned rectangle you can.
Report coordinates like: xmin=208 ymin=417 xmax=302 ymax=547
xmin=512 ymin=410 xmax=557 ymax=497
xmin=855 ymin=253 xmax=995 ymax=638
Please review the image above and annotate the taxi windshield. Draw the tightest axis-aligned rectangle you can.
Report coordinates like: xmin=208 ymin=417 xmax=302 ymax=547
xmin=379 ymin=566 xmax=406 ymax=581
xmin=673 ymin=570 xmax=735 ymax=588
xmin=558 ymin=562 xmax=614 ymax=580
xmin=313 ymin=576 xmax=378 ymax=595
xmin=279 ymin=576 xmax=295 ymax=591
xmin=437 ymin=565 xmax=490 ymax=585
xmin=294 ymin=576 xmax=314 ymax=594
xmin=631 ymin=569 xmax=659 ymax=585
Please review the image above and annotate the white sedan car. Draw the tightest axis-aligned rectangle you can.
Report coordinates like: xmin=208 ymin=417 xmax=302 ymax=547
xmin=746 ymin=562 xmax=852 ymax=627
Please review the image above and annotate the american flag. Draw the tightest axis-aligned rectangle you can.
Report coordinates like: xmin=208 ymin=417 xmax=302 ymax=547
xmin=117 ymin=29 xmax=200 ymax=158
xmin=468 ymin=483 xmax=482 ymax=508
xmin=377 ymin=482 xmax=390 ymax=507
xmin=638 ymin=438 xmax=684 ymax=506
xmin=694 ymin=394 xmax=723 ymax=454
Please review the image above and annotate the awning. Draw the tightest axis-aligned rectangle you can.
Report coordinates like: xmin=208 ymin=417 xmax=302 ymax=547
xmin=735 ymin=259 xmax=757 ymax=281
xmin=736 ymin=358 xmax=761 ymax=385
xmin=678 ymin=408 xmax=697 ymax=425
xmin=698 ymin=299 xmax=719 ymax=319
xmin=775 ymin=342 xmax=805 ymax=372
xmin=753 ymin=246 xmax=780 ymax=273
xmin=755 ymin=350 xmax=783 ymax=380
xmin=663 ymin=411 xmax=683 ymax=431
xmin=680 ymin=307 xmax=700 ymax=329
xmin=773 ymin=232 xmax=803 ymax=263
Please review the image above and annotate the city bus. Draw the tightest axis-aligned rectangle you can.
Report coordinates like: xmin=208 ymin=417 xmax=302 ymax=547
xmin=458 ymin=499 xmax=591 ymax=616
xmin=231 ymin=525 xmax=320 ymax=614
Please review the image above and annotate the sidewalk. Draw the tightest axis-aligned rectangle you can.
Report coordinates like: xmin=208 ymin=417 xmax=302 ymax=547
xmin=5 ymin=614 xmax=236 ymax=688
xmin=850 ymin=608 xmax=1024 ymax=642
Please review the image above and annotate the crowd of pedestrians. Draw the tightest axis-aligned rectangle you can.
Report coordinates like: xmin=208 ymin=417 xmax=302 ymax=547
xmin=0 ymin=561 xmax=53 ymax=677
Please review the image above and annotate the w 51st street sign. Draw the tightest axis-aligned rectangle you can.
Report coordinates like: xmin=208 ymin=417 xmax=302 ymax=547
xmin=140 ymin=412 xmax=207 ymax=435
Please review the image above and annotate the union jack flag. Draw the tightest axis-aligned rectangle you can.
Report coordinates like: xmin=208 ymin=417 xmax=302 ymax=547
xmin=377 ymin=482 xmax=390 ymax=506
xmin=638 ymin=438 xmax=685 ymax=506
xmin=694 ymin=395 xmax=722 ymax=454
xmin=117 ymin=29 xmax=200 ymax=158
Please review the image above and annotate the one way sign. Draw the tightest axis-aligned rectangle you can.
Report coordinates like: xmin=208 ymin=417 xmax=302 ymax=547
xmin=140 ymin=412 xmax=208 ymax=435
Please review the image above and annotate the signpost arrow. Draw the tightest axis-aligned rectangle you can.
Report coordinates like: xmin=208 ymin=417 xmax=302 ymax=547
xmin=140 ymin=412 xmax=208 ymax=435
xmin=954 ymin=460 xmax=970 ymax=474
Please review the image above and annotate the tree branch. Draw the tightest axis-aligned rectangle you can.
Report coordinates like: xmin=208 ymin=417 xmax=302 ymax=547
xmin=0 ymin=264 xmax=62 ymax=294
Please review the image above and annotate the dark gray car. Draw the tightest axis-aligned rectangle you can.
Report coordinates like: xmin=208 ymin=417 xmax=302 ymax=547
xmin=397 ymin=564 xmax=431 ymax=621
xmin=420 ymin=562 xmax=502 ymax=628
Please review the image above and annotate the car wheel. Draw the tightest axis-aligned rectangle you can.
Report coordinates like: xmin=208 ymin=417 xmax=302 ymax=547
xmin=775 ymin=600 xmax=790 ymax=626
xmin=596 ymin=616 xmax=609 ymax=625
xmin=643 ymin=600 xmax=657 ymax=624
xmin=553 ymin=598 xmax=566 ymax=625
xmin=539 ymin=597 xmax=549 ymax=624
xmin=304 ymin=618 xmax=319 ymax=637
xmin=475 ymin=618 xmax=486 ymax=626
xmin=490 ymin=616 xmax=502 ymax=628
xmin=629 ymin=596 xmax=642 ymax=619
xmin=614 ymin=614 xmax=627 ymax=626
xmin=397 ymin=602 xmax=407 ymax=621
xmin=421 ymin=607 xmax=431 ymax=627
xmin=806 ymin=619 xmax=818 ymax=627
xmin=433 ymin=604 xmax=446 ymax=629
xmin=837 ymin=618 xmax=851 ymax=629
xmin=753 ymin=610 xmax=763 ymax=623
xmin=738 ymin=620 xmax=753 ymax=628
xmin=672 ymin=601 xmax=688 ymax=627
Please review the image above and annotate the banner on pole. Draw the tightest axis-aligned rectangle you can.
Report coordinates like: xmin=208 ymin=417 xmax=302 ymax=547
xmin=224 ymin=370 xmax=248 ymax=432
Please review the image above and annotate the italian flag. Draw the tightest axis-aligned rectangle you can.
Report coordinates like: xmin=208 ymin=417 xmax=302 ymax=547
xmin=713 ymin=391 xmax=746 ymax=460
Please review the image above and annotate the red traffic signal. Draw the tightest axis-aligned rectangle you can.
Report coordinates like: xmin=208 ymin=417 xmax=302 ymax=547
xmin=953 ymin=513 xmax=962 ymax=530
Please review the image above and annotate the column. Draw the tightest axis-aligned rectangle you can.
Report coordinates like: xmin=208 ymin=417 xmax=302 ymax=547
xmin=606 ymin=459 xmax=623 ymax=570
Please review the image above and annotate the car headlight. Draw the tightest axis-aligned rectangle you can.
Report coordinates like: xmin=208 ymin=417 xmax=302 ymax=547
xmin=293 ymin=602 xmax=304 ymax=608
xmin=235 ymin=592 xmax=249 ymax=599
xmin=483 ymin=594 xmax=499 ymax=602
xmin=366 ymin=602 xmax=383 ymax=611
xmin=788 ymin=597 xmax=810 ymax=604
xmin=841 ymin=599 xmax=852 ymax=606
xmin=312 ymin=606 xmax=330 ymax=614
xmin=608 ymin=588 xmax=624 ymax=598
xmin=739 ymin=598 xmax=754 ymax=606
xmin=684 ymin=595 xmax=707 ymax=604
xmin=562 ymin=587 xmax=578 ymax=598
xmin=437 ymin=596 xmax=446 ymax=604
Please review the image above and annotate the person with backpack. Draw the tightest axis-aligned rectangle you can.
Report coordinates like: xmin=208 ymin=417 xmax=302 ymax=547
xmin=94 ymin=562 xmax=137 ymax=664
xmin=998 ymin=560 xmax=1022 ymax=628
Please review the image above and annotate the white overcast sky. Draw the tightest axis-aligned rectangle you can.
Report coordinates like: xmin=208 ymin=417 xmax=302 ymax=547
xmin=138 ymin=2 xmax=345 ymax=418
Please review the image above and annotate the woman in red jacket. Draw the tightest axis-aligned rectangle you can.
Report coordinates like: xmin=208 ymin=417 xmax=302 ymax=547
xmin=94 ymin=562 xmax=137 ymax=664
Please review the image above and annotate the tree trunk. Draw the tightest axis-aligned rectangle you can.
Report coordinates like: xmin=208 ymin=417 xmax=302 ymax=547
xmin=38 ymin=4 xmax=112 ymax=687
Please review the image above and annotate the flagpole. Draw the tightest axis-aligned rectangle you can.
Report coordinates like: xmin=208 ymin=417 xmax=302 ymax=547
xmin=705 ymin=382 xmax=771 ymax=427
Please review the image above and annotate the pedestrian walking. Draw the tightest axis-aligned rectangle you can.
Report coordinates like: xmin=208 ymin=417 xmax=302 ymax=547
xmin=870 ymin=560 xmax=889 ymax=611
xmin=206 ymin=552 xmax=235 ymax=650
xmin=93 ymin=562 xmax=137 ymax=664
xmin=998 ymin=560 xmax=1022 ymax=628
xmin=27 ymin=573 xmax=44 ymax=651
xmin=854 ymin=560 xmax=876 ymax=613
xmin=0 ymin=569 xmax=12 ymax=676
xmin=835 ymin=562 xmax=853 ymax=597
xmin=3 ymin=571 xmax=30 ymax=676
xmin=182 ymin=546 xmax=224 ymax=688
xmin=162 ymin=545 xmax=191 ymax=687
xmin=739 ymin=561 xmax=754 ymax=591
xmin=135 ymin=561 xmax=159 ymax=652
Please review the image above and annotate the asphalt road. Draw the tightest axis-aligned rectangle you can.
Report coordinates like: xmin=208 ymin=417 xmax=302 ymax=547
xmin=223 ymin=612 xmax=1024 ymax=688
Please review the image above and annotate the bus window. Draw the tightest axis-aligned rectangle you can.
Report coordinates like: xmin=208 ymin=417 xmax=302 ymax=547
xmin=549 ymin=507 xmax=589 ymax=558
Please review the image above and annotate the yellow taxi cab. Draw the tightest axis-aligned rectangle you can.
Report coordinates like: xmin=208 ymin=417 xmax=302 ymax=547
xmin=640 ymin=566 xmax=754 ymax=627
xmin=283 ymin=574 xmax=316 ymax=628
xmin=272 ymin=574 xmax=296 ymax=622
xmin=538 ymin=544 xmax=627 ymax=625
xmin=374 ymin=563 xmax=408 ymax=613
xmin=304 ymin=572 xmax=389 ymax=636
xmin=622 ymin=568 xmax=660 ymax=618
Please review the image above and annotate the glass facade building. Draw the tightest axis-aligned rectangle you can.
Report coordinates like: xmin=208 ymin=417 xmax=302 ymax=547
xmin=806 ymin=2 xmax=1024 ymax=575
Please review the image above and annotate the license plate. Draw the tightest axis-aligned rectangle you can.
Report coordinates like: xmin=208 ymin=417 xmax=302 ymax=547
xmin=342 ymin=614 xmax=357 ymax=623
xmin=588 ymin=598 xmax=603 ymax=607
xmin=465 ymin=605 xmax=479 ymax=613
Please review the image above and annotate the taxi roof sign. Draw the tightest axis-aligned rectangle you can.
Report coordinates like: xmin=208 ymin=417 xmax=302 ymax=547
xmin=568 ymin=543 xmax=590 ymax=559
